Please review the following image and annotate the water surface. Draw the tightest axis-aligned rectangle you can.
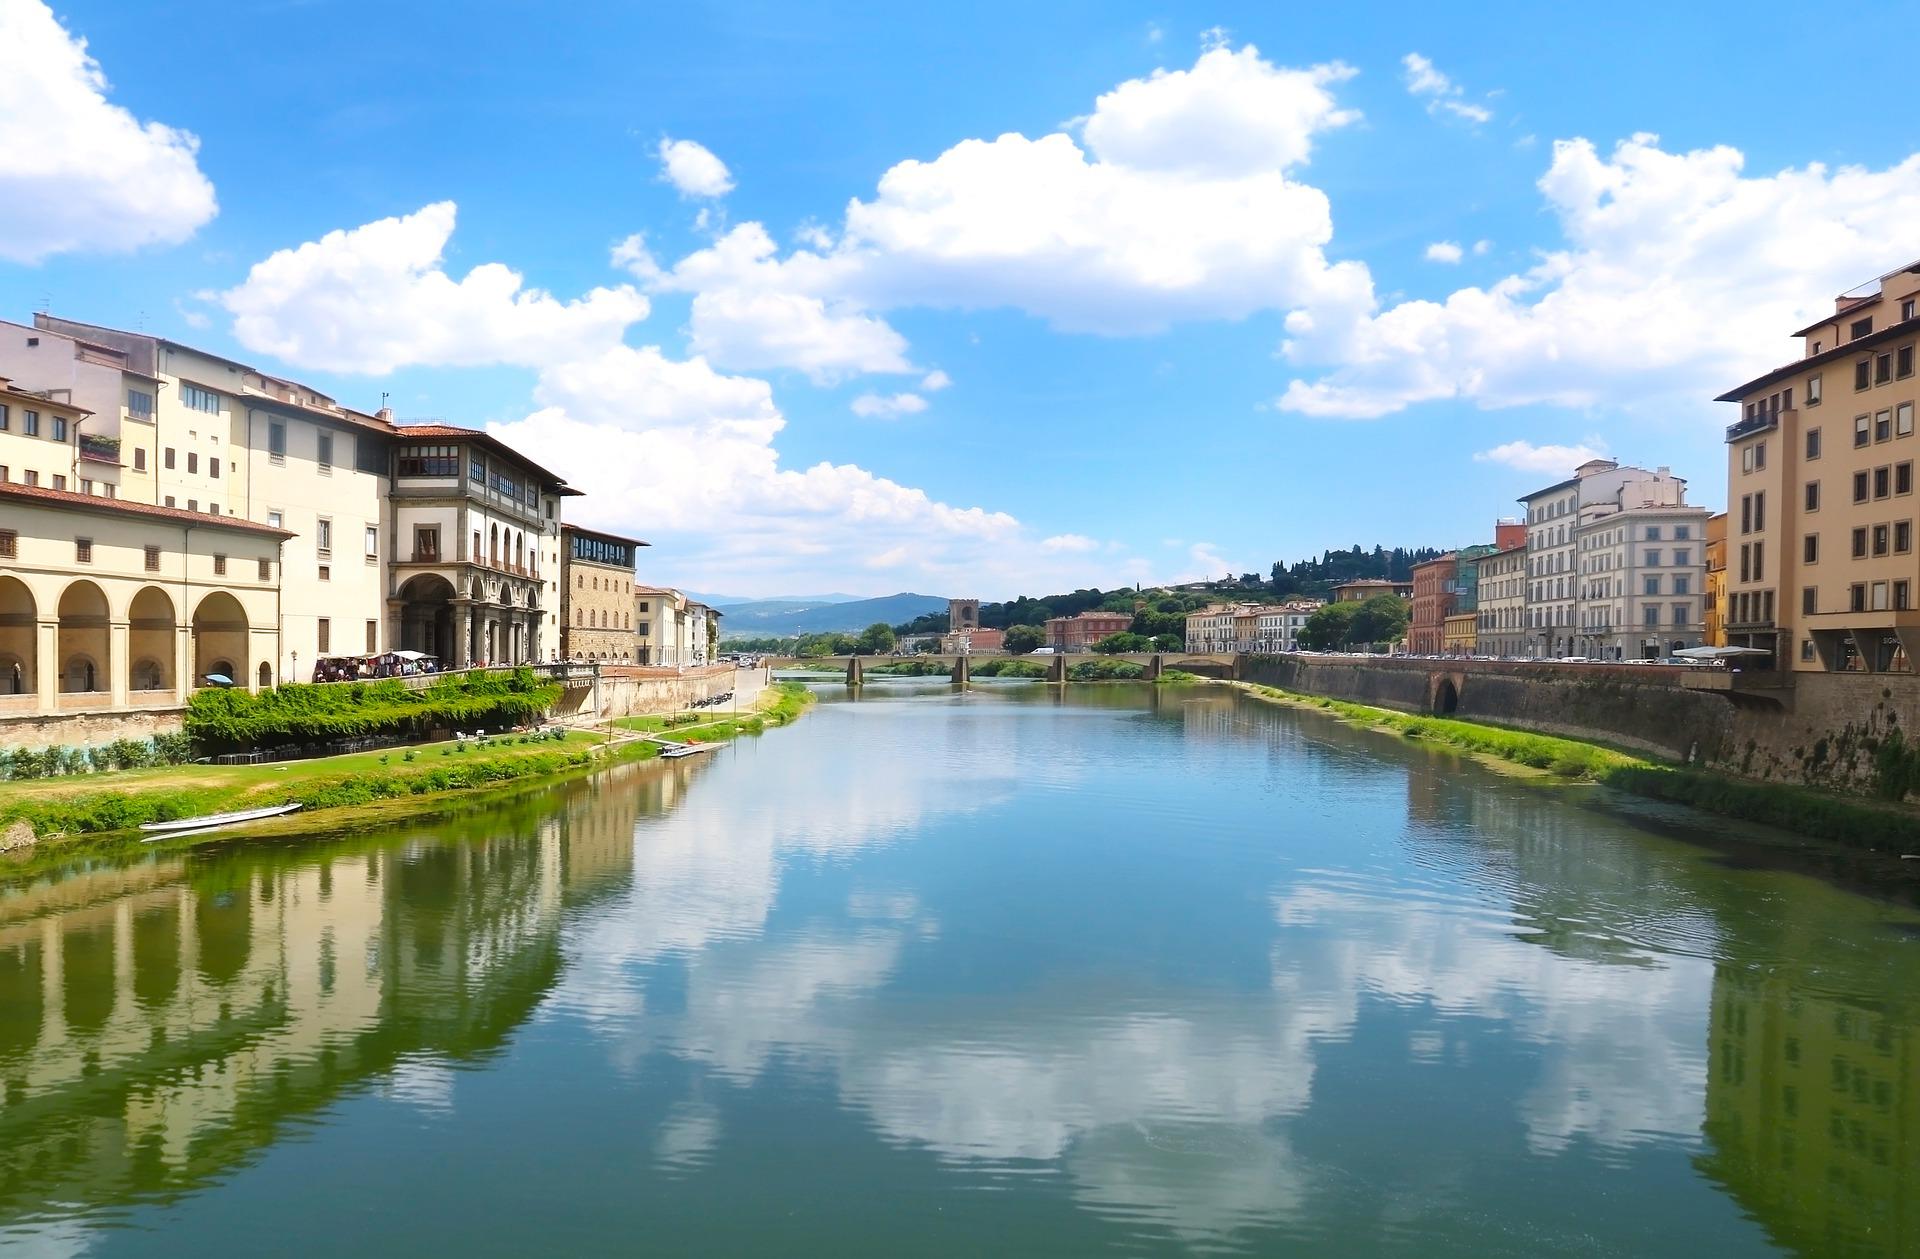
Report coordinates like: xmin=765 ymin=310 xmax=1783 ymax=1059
xmin=1 ymin=682 xmax=1915 ymax=1257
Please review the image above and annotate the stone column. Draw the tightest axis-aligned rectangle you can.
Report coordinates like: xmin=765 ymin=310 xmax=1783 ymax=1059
xmin=454 ymin=603 xmax=472 ymax=670
xmin=109 ymin=620 xmax=130 ymax=706
xmin=174 ymin=624 xmax=192 ymax=701
xmin=952 ymin=655 xmax=970 ymax=686
xmin=846 ymin=656 xmax=862 ymax=687
xmin=35 ymin=619 xmax=57 ymax=714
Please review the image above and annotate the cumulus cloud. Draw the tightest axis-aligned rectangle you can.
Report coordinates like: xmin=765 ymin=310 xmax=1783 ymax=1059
xmin=637 ymin=43 xmax=1371 ymax=380
xmin=919 ymin=369 xmax=953 ymax=391
xmin=657 ymin=137 xmax=734 ymax=198
xmin=1424 ymin=241 xmax=1464 ymax=264
xmin=1473 ymin=239 xmax=1492 ymax=255
xmin=850 ymin=391 xmax=927 ymax=419
xmin=222 ymin=202 xmax=649 ymax=373
xmin=1401 ymin=52 xmax=1493 ymax=125
xmin=0 ymin=0 xmax=217 ymax=263
xmin=1040 ymin=534 xmax=1100 ymax=553
xmin=1280 ymin=134 xmax=1920 ymax=419
xmin=1473 ymin=440 xmax=1608 ymax=474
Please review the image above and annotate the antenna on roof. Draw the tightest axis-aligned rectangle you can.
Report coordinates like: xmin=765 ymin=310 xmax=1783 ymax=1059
xmin=381 ymin=391 xmax=390 ymax=409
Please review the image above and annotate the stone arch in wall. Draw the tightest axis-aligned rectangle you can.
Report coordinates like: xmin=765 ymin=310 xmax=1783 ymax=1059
xmin=397 ymin=573 xmax=457 ymax=661
xmin=0 ymin=575 xmax=35 ymax=696
xmin=258 ymin=661 xmax=274 ymax=689
xmin=1433 ymin=676 xmax=1460 ymax=716
xmin=128 ymin=586 xmax=177 ymax=692
xmin=191 ymin=591 xmax=250 ymax=688
xmin=57 ymin=580 xmax=111 ymax=694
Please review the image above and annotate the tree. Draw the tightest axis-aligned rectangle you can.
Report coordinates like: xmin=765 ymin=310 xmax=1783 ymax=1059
xmin=1003 ymin=624 xmax=1047 ymax=654
xmin=1297 ymin=603 xmax=1359 ymax=651
xmin=1151 ymin=633 xmax=1183 ymax=652
xmin=1094 ymin=632 xmax=1152 ymax=654
xmin=855 ymin=622 xmax=896 ymax=656
xmin=1348 ymin=595 xmax=1411 ymax=648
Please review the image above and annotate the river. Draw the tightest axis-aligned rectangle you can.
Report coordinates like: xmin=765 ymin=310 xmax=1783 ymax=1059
xmin=0 ymin=680 xmax=1915 ymax=1257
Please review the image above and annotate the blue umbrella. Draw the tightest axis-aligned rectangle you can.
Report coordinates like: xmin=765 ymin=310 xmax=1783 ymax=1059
xmin=203 ymin=673 xmax=235 ymax=687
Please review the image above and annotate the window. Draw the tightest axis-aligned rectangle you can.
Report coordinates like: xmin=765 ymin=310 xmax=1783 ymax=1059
xmin=1803 ymin=587 xmax=1818 ymax=616
xmin=1643 ymin=575 xmax=1661 ymax=596
xmin=127 ymin=388 xmax=154 ymax=419
xmin=1900 ymin=522 xmax=1914 ymax=554
xmin=1853 ymin=527 xmax=1869 ymax=558
xmin=1804 ymin=534 xmax=1819 ymax=564
xmin=1901 ymin=346 xmax=1915 ymax=379
xmin=134 ymin=447 xmax=146 ymax=471
xmin=1754 ymin=542 xmax=1764 ymax=581
xmin=471 ymin=454 xmax=486 ymax=483
xmin=1671 ymin=604 xmax=1689 ymax=626
xmin=1852 ymin=584 xmax=1868 ymax=613
xmin=0 ymin=531 xmax=13 ymax=558
xmin=316 ymin=518 xmax=332 ymax=553
xmin=1900 ymin=463 xmax=1914 ymax=496
xmin=317 ymin=619 xmax=331 ymax=653
xmin=1874 ymin=581 xmax=1891 ymax=611
xmin=318 ymin=564 xmax=331 ymax=582
xmin=164 ymin=446 xmax=176 ymax=469
xmin=1644 ymin=549 xmax=1662 ymax=567
xmin=1899 ymin=580 xmax=1913 ymax=611
xmin=1674 ymin=575 xmax=1691 ymax=595
xmin=414 ymin=526 xmax=440 ymax=561
xmin=187 ymin=452 xmax=198 ymax=474
xmin=258 ymin=558 xmax=272 ymax=580
xmin=1853 ymin=317 xmax=1876 ymax=340
xmin=1643 ymin=606 xmax=1659 ymax=627
xmin=1903 ymin=403 xmax=1916 ymax=437
xmin=1879 ymin=410 xmax=1894 ymax=442
xmin=1645 ymin=525 xmax=1663 ymax=541
xmin=1878 ymin=353 xmax=1895 ymax=385
xmin=364 ymin=526 xmax=379 ymax=561
xmin=186 ymin=499 xmax=196 ymax=512
xmin=163 ymin=494 xmax=172 ymax=506
xmin=398 ymin=444 xmax=458 ymax=477
xmin=1874 ymin=525 xmax=1890 ymax=556
xmin=144 ymin=545 xmax=160 ymax=572
xmin=1857 ymin=360 xmax=1873 ymax=391
xmin=1675 ymin=525 xmax=1691 ymax=541
xmin=102 ymin=484 xmax=115 ymax=499
xmin=0 ymin=404 xmax=7 ymax=431
xmin=210 ymin=457 xmax=220 ymax=479
xmin=318 ymin=432 xmax=333 ymax=471
xmin=1806 ymin=481 xmax=1821 ymax=511
xmin=1807 ymin=374 xmax=1823 ymax=406
xmin=1857 ymin=414 xmax=1872 ymax=446
xmin=366 ymin=620 xmax=378 ymax=653
xmin=1740 ymin=494 xmax=1752 ymax=533
xmin=1754 ymin=441 xmax=1767 ymax=470
xmin=1802 ymin=638 xmax=1816 ymax=662
xmin=1855 ymin=471 xmax=1871 ymax=503
xmin=52 ymin=416 xmax=67 ymax=442
xmin=268 ymin=421 xmax=287 ymax=461
xmin=180 ymin=383 xmax=219 ymax=413
xmin=79 ymin=479 xmax=92 ymax=495
xmin=75 ymin=538 xmax=92 ymax=563
xmin=267 ymin=510 xmax=284 ymax=529
xmin=22 ymin=411 xmax=37 ymax=436
xmin=1876 ymin=466 xmax=1892 ymax=499
xmin=1674 ymin=547 xmax=1691 ymax=567
xmin=213 ymin=554 xmax=227 ymax=576
xmin=1754 ymin=492 xmax=1765 ymax=531
xmin=50 ymin=475 xmax=65 ymax=491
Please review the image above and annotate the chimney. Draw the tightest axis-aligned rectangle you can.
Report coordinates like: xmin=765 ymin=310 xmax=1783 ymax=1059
xmin=376 ymin=406 xmax=395 ymax=423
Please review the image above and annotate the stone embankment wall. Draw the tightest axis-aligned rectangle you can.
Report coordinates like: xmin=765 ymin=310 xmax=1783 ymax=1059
xmin=1243 ymin=653 xmax=1920 ymax=793
xmin=579 ymin=664 xmax=768 ymax=721
xmin=0 ymin=706 xmax=185 ymax=753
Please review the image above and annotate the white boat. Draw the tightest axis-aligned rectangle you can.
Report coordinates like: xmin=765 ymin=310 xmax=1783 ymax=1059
xmin=140 ymin=802 xmax=303 ymax=838
xmin=658 ymin=742 xmax=720 ymax=759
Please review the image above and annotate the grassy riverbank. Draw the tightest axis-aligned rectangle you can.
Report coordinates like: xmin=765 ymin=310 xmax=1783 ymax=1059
xmin=0 ymin=683 xmax=815 ymax=852
xmin=1231 ymin=681 xmax=1920 ymax=852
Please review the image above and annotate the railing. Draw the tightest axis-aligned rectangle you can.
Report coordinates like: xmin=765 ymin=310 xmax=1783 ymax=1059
xmin=1724 ymin=410 xmax=1783 ymax=443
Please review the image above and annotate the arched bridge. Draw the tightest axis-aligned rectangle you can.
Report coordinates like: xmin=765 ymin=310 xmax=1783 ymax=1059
xmin=767 ymin=653 xmax=1239 ymax=685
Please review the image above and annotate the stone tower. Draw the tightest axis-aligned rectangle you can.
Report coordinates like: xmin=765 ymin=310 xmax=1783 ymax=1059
xmin=948 ymin=598 xmax=980 ymax=632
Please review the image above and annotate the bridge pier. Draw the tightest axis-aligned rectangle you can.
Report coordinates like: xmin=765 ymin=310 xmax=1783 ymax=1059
xmin=952 ymin=655 xmax=970 ymax=685
xmin=1145 ymin=654 xmax=1163 ymax=681
xmin=846 ymin=656 xmax=863 ymax=688
xmin=1048 ymin=654 xmax=1067 ymax=684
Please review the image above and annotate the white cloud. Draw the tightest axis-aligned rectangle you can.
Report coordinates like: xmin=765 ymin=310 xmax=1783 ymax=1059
xmin=637 ymin=44 xmax=1371 ymax=380
xmin=222 ymin=202 xmax=649 ymax=374
xmin=1401 ymin=52 xmax=1493 ymax=125
xmin=850 ymin=391 xmax=927 ymax=419
xmin=1280 ymin=134 xmax=1920 ymax=419
xmin=1040 ymin=534 xmax=1100 ymax=553
xmin=1473 ymin=440 xmax=1608 ymax=474
xmin=919 ymin=369 xmax=953 ymax=391
xmin=1473 ymin=238 xmax=1492 ymax=255
xmin=657 ymin=137 xmax=734 ymax=198
xmin=1424 ymin=241 xmax=1464 ymax=264
xmin=0 ymin=0 xmax=217 ymax=263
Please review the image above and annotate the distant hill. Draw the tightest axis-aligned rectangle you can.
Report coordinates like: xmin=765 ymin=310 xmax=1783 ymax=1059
xmin=686 ymin=590 xmax=862 ymax=606
xmin=719 ymin=592 xmax=948 ymax=636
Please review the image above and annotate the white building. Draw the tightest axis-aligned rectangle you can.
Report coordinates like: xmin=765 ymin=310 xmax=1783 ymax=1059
xmin=1574 ymin=473 xmax=1711 ymax=659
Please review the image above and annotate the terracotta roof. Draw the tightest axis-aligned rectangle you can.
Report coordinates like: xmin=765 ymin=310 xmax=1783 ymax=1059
xmin=394 ymin=422 xmax=577 ymax=493
xmin=0 ymin=481 xmax=295 ymax=538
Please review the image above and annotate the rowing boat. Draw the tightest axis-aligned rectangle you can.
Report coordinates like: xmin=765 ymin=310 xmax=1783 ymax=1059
xmin=140 ymin=802 xmax=303 ymax=838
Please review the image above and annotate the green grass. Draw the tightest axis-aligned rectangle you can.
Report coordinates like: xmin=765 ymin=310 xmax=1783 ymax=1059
xmin=1236 ymin=681 xmax=1920 ymax=852
xmin=614 ymin=681 xmax=813 ymax=741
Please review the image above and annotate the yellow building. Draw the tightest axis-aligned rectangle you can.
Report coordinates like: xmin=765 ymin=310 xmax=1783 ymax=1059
xmin=1718 ymin=261 xmax=1920 ymax=670
xmin=1442 ymin=611 xmax=1477 ymax=656
xmin=1704 ymin=511 xmax=1728 ymax=646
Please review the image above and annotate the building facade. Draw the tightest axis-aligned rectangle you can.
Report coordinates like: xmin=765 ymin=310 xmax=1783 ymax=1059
xmin=1331 ymin=579 xmax=1413 ymax=602
xmin=1704 ymin=512 xmax=1728 ymax=647
xmin=1408 ymin=555 xmax=1457 ymax=655
xmin=1185 ymin=605 xmax=1238 ymax=653
xmin=1719 ymin=260 xmax=1920 ymax=672
xmin=1573 ymin=490 xmax=1711 ymax=660
xmin=1476 ymin=542 xmax=1529 ymax=658
xmin=1047 ymin=609 xmax=1132 ymax=652
xmin=560 ymin=525 xmax=646 ymax=661
xmin=1442 ymin=612 xmax=1477 ymax=655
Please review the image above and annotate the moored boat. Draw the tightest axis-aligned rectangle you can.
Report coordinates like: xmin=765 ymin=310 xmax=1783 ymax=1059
xmin=140 ymin=802 xmax=303 ymax=838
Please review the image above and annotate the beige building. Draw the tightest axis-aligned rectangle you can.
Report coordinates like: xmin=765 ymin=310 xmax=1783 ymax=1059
xmin=1573 ymin=469 xmax=1710 ymax=660
xmin=1719 ymin=260 xmax=1920 ymax=671
xmin=1185 ymin=604 xmax=1242 ymax=653
xmin=560 ymin=525 xmax=647 ymax=661
xmin=0 ymin=480 xmax=288 ymax=713
xmin=635 ymin=586 xmax=682 ymax=666
xmin=1476 ymin=542 xmax=1529 ymax=658
xmin=684 ymin=602 xmax=721 ymax=666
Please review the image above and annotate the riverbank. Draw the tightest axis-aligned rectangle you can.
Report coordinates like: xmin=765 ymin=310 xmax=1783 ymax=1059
xmin=1226 ymin=679 xmax=1920 ymax=854
xmin=0 ymin=683 xmax=815 ymax=867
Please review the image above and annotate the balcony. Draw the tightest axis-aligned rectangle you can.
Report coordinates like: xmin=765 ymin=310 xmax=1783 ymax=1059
xmin=1725 ymin=408 xmax=1789 ymax=444
xmin=77 ymin=433 xmax=121 ymax=466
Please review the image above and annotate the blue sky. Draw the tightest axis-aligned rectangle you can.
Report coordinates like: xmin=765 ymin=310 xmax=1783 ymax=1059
xmin=7 ymin=1 xmax=1920 ymax=598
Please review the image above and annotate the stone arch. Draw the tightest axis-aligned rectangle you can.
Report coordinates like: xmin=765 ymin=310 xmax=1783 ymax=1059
xmin=397 ymin=573 xmax=457 ymax=661
xmin=514 ymin=531 xmax=524 ymax=571
xmin=57 ymin=580 xmax=110 ymax=694
xmin=489 ymin=524 xmax=499 ymax=567
xmin=0 ymin=575 xmax=34 ymax=696
xmin=128 ymin=586 xmax=177 ymax=692
xmin=1433 ymin=676 xmax=1460 ymax=716
xmin=192 ymin=591 xmax=250 ymax=688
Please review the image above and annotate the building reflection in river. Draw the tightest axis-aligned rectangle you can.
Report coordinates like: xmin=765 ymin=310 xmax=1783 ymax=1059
xmin=0 ymin=760 xmax=668 ymax=1227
